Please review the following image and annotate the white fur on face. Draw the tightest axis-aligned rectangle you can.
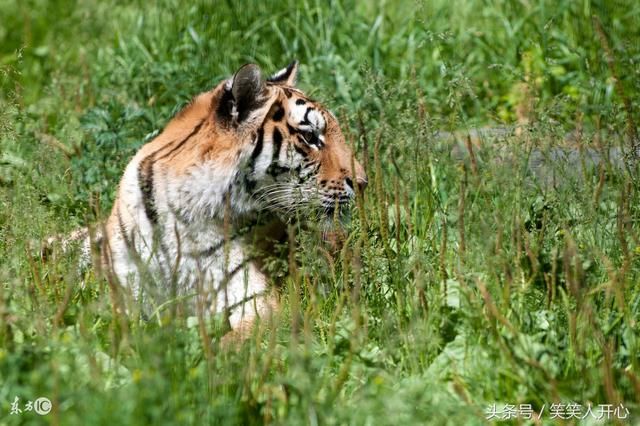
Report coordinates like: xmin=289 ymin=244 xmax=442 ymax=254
xmin=270 ymin=66 xmax=290 ymax=81
xmin=288 ymin=99 xmax=326 ymax=132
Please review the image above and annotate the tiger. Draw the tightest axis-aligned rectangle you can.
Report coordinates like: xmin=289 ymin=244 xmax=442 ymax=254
xmin=98 ymin=61 xmax=367 ymax=336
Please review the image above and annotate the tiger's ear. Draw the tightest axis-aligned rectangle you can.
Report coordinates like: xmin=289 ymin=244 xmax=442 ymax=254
xmin=228 ymin=63 xmax=267 ymax=124
xmin=267 ymin=61 xmax=299 ymax=86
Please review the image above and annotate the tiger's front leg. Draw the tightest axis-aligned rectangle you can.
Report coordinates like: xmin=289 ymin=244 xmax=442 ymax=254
xmin=168 ymin=234 xmax=279 ymax=342
xmin=220 ymin=289 xmax=280 ymax=347
xmin=205 ymin=254 xmax=279 ymax=345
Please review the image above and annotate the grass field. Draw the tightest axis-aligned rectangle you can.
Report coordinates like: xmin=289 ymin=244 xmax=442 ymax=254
xmin=1 ymin=0 xmax=640 ymax=424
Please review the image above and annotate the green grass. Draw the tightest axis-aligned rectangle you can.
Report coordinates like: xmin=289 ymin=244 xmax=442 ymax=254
xmin=1 ymin=0 xmax=640 ymax=424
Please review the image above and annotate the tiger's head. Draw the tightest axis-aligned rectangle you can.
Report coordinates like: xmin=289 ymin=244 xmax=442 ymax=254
xmin=215 ymin=62 xmax=367 ymax=221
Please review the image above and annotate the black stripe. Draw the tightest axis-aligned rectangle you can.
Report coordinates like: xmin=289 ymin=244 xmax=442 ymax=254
xmin=224 ymin=290 xmax=262 ymax=313
xmin=286 ymin=123 xmax=298 ymax=134
xmin=117 ymin=208 xmax=134 ymax=250
xmin=272 ymin=104 xmax=284 ymax=121
xmin=250 ymin=128 xmax=264 ymax=162
xmin=129 ymin=119 xmax=206 ymax=226
xmin=138 ymin=154 xmax=158 ymax=225
xmin=243 ymin=129 xmax=265 ymax=194
xmin=155 ymin=120 xmax=205 ymax=161
xmin=293 ymin=144 xmax=309 ymax=157
xmin=188 ymin=240 xmax=225 ymax=258
xmin=272 ymin=128 xmax=283 ymax=162
xmin=187 ymin=220 xmax=259 ymax=258
xmin=218 ymin=258 xmax=255 ymax=293
xmin=243 ymin=174 xmax=256 ymax=193
xmin=295 ymin=99 xmax=306 ymax=105
xmin=266 ymin=164 xmax=292 ymax=178
xmin=300 ymin=107 xmax=312 ymax=125
xmin=167 ymin=201 xmax=192 ymax=224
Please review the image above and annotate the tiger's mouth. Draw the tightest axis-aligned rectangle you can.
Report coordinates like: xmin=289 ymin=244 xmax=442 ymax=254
xmin=254 ymin=183 xmax=354 ymax=224
xmin=319 ymin=204 xmax=352 ymax=250
xmin=322 ymin=202 xmax=349 ymax=219
xmin=320 ymin=197 xmax=353 ymax=225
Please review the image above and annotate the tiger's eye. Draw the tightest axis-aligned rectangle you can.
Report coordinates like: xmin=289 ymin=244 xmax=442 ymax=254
xmin=301 ymin=130 xmax=318 ymax=145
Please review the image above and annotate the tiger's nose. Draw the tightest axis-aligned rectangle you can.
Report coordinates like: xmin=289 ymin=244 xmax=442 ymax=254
xmin=356 ymin=176 xmax=368 ymax=192
xmin=345 ymin=175 xmax=368 ymax=194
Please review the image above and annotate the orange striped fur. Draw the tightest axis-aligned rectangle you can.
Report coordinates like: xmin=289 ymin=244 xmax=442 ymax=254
xmin=99 ymin=62 xmax=367 ymax=334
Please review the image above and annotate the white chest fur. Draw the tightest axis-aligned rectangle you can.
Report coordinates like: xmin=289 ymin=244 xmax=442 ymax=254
xmin=106 ymin=150 xmax=272 ymax=329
